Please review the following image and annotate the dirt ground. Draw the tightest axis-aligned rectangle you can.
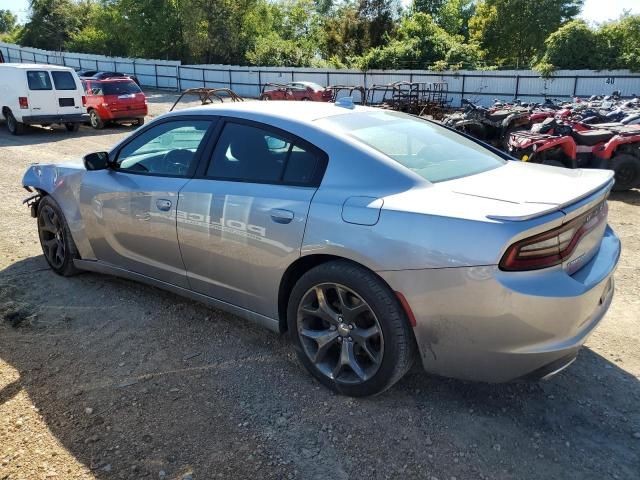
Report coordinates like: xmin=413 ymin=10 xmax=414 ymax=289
xmin=0 ymin=90 xmax=639 ymax=480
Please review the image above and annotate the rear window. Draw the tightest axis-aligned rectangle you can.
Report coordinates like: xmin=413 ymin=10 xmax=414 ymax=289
xmin=317 ymin=111 xmax=505 ymax=183
xmin=51 ymin=71 xmax=77 ymax=90
xmin=102 ymin=81 xmax=141 ymax=96
xmin=27 ymin=71 xmax=52 ymax=90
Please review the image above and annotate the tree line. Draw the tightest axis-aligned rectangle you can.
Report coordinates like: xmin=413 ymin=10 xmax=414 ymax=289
xmin=0 ymin=0 xmax=639 ymax=73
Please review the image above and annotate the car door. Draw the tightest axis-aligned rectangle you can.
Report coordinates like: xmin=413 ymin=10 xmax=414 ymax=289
xmin=79 ymin=117 xmax=216 ymax=288
xmin=177 ymin=119 xmax=327 ymax=318
xmin=50 ymin=70 xmax=84 ymax=116
xmin=25 ymin=70 xmax=57 ymax=116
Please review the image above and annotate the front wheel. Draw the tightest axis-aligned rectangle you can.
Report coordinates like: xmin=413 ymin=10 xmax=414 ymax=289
xmin=89 ymin=110 xmax=104 ymax=129
xmin=37 ymin=196 xmax=80 ymax=276
xmin=611 ymin=153 xmax=640 ymax=191
xmin=287 ymin=261 xmax=416 ymax=396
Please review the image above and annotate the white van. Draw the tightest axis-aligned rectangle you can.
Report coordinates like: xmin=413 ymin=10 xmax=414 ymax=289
xmin=0 ymin=63 xmax=88 ymax=135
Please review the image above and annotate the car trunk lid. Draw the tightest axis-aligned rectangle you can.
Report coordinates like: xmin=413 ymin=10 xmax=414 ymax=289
xmin=444 ymin=161 xmax=614 ymax=221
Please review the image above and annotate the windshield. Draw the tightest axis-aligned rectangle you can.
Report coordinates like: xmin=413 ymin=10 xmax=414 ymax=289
xmin=102 ymin=81 xmax=141 ymax=96
xmin=317 ymin=111 xmax=505 ymax=183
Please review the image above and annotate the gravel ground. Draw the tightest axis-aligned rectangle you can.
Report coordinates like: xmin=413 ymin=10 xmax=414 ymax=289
xmin=1 ymin=90 xmax=639 ymax=480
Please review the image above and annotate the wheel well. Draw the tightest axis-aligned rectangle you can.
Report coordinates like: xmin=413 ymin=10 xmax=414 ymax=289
xmin=277 ymin=254 xmax=399 ymax=334
xmin=2 ymin=106 xmax=10 ymax=118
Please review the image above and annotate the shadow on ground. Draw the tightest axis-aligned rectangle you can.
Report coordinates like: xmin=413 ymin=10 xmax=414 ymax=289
xmin=1 ymin=256 xmax=639 ymax=479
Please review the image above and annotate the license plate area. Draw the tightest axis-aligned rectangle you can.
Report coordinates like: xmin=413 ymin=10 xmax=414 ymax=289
xmin=59 ymin=98 xmax=75 ymax=107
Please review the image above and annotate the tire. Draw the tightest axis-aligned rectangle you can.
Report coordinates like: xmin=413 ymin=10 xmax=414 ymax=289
xmin=135 ymin=117 xmax=145 ymax=126
xmin=37 ymin=196 xmax=81 ymax=276
xmin=6 ymin=110 xmax=24 ymax=135
xmin=287 ymin=260 xmax=416 ymax=397
xmin=260 ymin=95 xmax=270 ymax=101
xmin=65 ymin=122 xmax=80 ymax=132
xmin=89 ymin=110 xmax=104 ymax=129
xmin=610 ymin=153 xmax=640 ymax=192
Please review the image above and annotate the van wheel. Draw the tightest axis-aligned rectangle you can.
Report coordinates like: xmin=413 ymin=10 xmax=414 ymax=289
xmin=65 ymin=123 xmax=80 ymax=132
xmin=89 ymin=110 xmax=104 ymax=129
xmin=611 ymin=154 xmax=640 ymax=191
xmin=6 ymin=111 xmax=24 ymax=135
xmin=287 ymin=260 xmax=416 ymax=397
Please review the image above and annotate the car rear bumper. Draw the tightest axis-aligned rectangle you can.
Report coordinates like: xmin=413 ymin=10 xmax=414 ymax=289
xmin=102 ymin=108 xmax=147 ymax=120
xmin=379 ymin=225 xmax=621 ymax=383
xmin=22 ymin=113 xmax=89 ymax=124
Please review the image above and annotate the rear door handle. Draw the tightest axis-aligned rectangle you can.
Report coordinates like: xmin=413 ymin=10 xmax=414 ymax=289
xmin=156 ymin=199 xmax=172 ymax=211
xmin=270 ymin=208 xmax=294 ymax=224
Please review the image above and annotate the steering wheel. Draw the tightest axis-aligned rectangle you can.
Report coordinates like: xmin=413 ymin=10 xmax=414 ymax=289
xmin=160 ymin=149 xmax=193 ymax=176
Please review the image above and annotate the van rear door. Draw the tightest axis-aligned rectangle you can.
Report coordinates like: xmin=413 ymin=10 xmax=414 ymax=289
xmin=50 ymin=70 xmax=83 ymax=116
xmin=25 ymin=70 xmax=57 ymax=116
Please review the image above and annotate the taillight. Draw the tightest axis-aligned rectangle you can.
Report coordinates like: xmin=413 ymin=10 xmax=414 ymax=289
xmin=82 ymin=95 xmax=86 ymax=106
xmin=19 ymin=97 xmax=28 ymax=109
xmin=500 ymin=201 xmax=608 ymax=271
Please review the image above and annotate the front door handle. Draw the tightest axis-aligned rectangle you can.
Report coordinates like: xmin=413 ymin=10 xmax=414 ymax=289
xmin=270 ymin=208 xmax=294 ymax=224
xmin=156 ymin=199 xmax=172 ymax=211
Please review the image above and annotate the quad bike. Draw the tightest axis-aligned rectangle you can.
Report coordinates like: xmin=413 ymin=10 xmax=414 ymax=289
xmin=443 ymin=99 xmax=532 ymax=149
xmin=508 ymin=118 xmax=640 ymax=191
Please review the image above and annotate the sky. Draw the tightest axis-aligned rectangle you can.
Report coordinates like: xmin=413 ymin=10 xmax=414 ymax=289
xmin=1 ymin=0 xmax=639 ymax=24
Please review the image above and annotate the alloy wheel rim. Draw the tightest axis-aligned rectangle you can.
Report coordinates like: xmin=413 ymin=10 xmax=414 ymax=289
xmin=297 ymin=283 xmax=384 ymax=384
xmin=90 ymin=112 xmax=98 ymax=127
xmin=7 ymin=114 xmax=15 ymax=131
xmin=38 ymin=205 xmax=66 ymax=269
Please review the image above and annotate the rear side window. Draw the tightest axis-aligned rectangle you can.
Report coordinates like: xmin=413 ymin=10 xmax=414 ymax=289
xmin=51 ymin=71 xmax=77 ymax=90
xmin=27 ymin=71 xmax=52 ymax=90
xmin=207 ymin=122 xmax=322 ymax=185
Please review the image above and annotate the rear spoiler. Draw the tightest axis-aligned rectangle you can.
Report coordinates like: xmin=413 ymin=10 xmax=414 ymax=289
xmin=487 ymin=175 xmax=614 ymax=222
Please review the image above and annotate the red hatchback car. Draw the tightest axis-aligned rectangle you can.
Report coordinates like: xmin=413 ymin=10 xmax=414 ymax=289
xmin=82 ymin=78 xmax=147 ymax=129
xmin=260 ymin=81 xmax=332 ymax=102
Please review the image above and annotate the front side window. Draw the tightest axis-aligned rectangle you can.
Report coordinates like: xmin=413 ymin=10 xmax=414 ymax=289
xmin=51 ymin=71 xmax=77 ymax=90
xmin=116 ymin=120 xmax=211 ymax=176
xmin=317 ymin=111 xmax=505 ymax=183
xmin=27 ymin=71 xmax=52 ymax=90
xmin=207 ymin=122 xmax=321 ymax=185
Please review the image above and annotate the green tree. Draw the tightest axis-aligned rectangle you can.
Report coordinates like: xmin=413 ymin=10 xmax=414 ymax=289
xmin=535 ymin=20 xmax=604 ymax=71
xmin=598 ymin=14 xmax=640 ymax=71
xmin=357 ymin=12 xmax=483 ymax=70
xmin=0 ymin=9 xmax=17 ymax=34
xmin=470 ymin=0 xmax=583 ymax=68
xmin=19 ymin=0 xmax=84 ymax=51
xmin=413 ymin=0 xmax=474 ymax=38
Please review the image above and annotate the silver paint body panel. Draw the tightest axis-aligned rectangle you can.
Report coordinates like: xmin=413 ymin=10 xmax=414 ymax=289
xmin=22 ymin=101 xmax=621 ymax=382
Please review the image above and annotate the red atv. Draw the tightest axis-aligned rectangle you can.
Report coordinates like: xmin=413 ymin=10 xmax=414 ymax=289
xmin=508 ymin=118 xmax=640 ymax=191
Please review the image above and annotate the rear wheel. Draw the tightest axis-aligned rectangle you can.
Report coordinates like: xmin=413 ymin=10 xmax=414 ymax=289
xmin=260 ymin=94 xmax=270 ymax=101
xmin=89 ymin=110 xmax=104 ymax=129
xmin=611 ymin=153 xmax=640 ymax=191
xmin=37 ymin=196 xmax=80 ymax=276
xmin=288 ymin=261 xmax=416 ymax=397
xmin=65 ymin=122 xmax=80 ymax=132
xmin=134 ymin=117 xmax=145 ymax=126
xmin=6 ymin=110 xmax=24 ymax=135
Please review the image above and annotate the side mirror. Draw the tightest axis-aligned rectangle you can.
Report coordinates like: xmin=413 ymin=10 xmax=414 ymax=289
xmin=83 ymin=151 xmax=111 ymax=171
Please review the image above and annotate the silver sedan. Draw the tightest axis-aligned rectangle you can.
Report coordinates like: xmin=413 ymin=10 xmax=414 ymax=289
xmin=22 ymin=101 xmax=621 ymax=396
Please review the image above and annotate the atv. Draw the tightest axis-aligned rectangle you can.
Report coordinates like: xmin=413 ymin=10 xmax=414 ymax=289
xmin=508 ymin=118 xmax=640 ymax=191
xmin=442 ymin=99 xmax=532 ymax=149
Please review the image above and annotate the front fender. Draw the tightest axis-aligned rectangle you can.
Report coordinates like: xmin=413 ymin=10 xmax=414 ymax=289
xmin=22 ymin=163 xmax=95 ymax=260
